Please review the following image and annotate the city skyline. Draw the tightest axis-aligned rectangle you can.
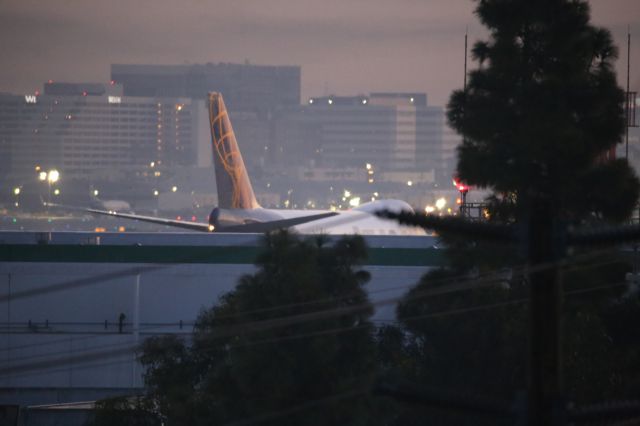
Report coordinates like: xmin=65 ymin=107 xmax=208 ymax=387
xmin=1 ymin=0 xmax=638 ymax=107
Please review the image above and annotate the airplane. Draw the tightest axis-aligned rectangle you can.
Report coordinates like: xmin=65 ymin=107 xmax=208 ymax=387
xmin=87 ymin=92 xmax=425 ymax=235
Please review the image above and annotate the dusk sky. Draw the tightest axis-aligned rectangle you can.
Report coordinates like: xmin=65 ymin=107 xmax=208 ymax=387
xmin=1 ymin=0 xmax=638 ymax=106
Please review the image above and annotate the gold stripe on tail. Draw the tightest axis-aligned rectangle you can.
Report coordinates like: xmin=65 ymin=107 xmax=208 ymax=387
xmin=208 ymin=92 xmax=260 ymax=209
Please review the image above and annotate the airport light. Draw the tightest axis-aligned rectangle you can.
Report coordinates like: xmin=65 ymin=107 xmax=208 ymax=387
xmin=93 ymin=189 xmax=99 ymax=196
xmin=407 ymin=180 xmax=413 ymax=187
xmin=366 ymin=163 xmax=372 ymax=170
xmin=53 ymin=189 xmax=60 ymax=195
xmin=153 ymin=190 xmax=159 ymax=196
xmin=344 ymin=190 xmax=351 ymax=198
xmin=171 ymin=186 xmax=177 ymax=192
xmin=349 ymin=197 xmax=361 ymax=208
xmin=425 ymin=205 xmax=435 ymax=214
xmin=38 ymin=171 xmax=47 ymax=181
xmin=435 ymin=197 xmax=447 ymax=210
xmin=13 ymin=187 xmax=21 ymax=196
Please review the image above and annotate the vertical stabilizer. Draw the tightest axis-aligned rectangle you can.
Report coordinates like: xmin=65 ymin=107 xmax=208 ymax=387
xmin=208 ymin=92 xmax=260 ymax=209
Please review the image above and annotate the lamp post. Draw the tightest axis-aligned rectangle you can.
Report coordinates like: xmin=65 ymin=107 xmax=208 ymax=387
xmin=13 ymin=187 xmax=21 ymax=208
xmin=39 ymin=169 xmax=59 ymax=211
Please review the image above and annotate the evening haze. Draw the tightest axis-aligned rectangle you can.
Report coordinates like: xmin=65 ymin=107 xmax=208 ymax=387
xmin=0 ymin=0 xmax=639 ymax=106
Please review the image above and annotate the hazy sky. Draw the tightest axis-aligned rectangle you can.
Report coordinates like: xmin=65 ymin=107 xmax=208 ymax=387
xmin=1 ymin=0 xmax=638 ymax=106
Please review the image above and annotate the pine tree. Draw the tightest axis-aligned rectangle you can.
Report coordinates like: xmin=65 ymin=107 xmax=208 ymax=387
xmin=447 ymin=0 xmax=638 ymax=222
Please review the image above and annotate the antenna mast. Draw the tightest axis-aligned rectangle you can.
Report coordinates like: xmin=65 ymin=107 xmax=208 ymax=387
xmin=626 ymin=28 xmax=631 ymax=159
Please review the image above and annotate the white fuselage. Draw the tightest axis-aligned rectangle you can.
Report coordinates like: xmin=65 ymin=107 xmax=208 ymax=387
xmin=252 ymin=199 xmax=426 ymax=236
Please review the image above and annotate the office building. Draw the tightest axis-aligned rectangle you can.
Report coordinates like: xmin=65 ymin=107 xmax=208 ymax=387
xmin=111 ymin=62 xmax=301 ymax=113
xmin=0 ymin=82 xmax=210 ymax=184
xmin=273 ymin=93 xmax=448 ymax=185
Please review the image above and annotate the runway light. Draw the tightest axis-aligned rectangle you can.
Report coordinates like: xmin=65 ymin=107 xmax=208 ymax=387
xmin=153 ymin=190 xmax=159 ymax=196
xmin=407 ymin=180 xmax=413 ymax=187
xmin=171 ymin=186 xmax=177 ymax=192
xmin=13 ymin=187 xmax=20 ymax=195
xmin=344 ymin=190 xmax=351 ymax=198
xmin=435 ymin=197 xmax=446 ymax=210
xmin=53 ymin=189 xmax=60 ymax=195
xmin=349 ymin=197 xmax=361 ymax=207
xmin=93 ymin=189 xmax=99 ymax=196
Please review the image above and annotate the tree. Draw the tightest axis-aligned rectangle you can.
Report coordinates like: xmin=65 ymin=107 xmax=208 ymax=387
xmin=385 ymin=1 xmax=640 ymax=423
xmin=447 ymin=0 xmax=638 ymax=222
xmin=136 ymin=231 xmax=382 ymax=426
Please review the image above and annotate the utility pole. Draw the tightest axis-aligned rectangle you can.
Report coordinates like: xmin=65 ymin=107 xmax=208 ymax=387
xmin=526 ymin=200 xmax=564 ymax=425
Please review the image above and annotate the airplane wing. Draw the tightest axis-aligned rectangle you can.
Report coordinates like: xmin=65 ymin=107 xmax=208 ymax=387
xmin=87 ymin=208 xmax=215 ymax=232
xmin=86 ymin=208 xmax=339 ymax=233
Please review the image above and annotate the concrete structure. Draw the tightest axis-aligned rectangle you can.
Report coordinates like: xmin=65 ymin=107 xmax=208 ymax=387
xmin=0 ymin=231 xmax=440 ymax=424
xmin=0 ymin=84 xmax=211 ymax=184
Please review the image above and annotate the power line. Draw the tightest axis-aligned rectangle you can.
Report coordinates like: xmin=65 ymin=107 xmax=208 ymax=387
xmin=0 ymin=278 xmax=629 ymax=380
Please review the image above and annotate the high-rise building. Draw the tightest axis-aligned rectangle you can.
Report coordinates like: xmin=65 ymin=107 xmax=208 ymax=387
xmin=0 ymin=82 xmax=210 ymax=184
xmin=111 ymin=63 xmax=301 ymax=113
xmin=272 ymin=93 xmax=449 ymax=184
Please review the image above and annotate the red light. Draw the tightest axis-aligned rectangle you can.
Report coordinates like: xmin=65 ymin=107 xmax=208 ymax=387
xmin=110 ymin=80 xmax=115 ymax=85
xmin=176 ymin=215 xmax=182 ymax=220
xmin=47 ymin=80 xmax=53 ymax=84
xmin=34 ymin=90 xmax=40 ymax=96
xmin=456 ymin=198 xmax=462 ymax=205
xmin=82 ymin=91 xmax=88 ymax=96
xmin=191 ymin=215 xmax=197 ymax=221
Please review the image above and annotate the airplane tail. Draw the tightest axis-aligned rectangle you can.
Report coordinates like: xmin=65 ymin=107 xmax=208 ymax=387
xmin=208 ymin=92 xmax=260 ymax=209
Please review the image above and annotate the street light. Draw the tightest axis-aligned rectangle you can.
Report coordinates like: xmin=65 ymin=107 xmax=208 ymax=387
xmin=42 ymin=169 xmax=60 ymax=208
xmin=48 ymin=169 xmax=59 ymax=184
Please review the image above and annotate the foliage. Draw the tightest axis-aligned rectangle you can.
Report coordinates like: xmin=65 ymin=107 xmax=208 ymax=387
xmin=89 ymin=396 xmax=160 ymax=426
xmin=447 ymin=0 xmax=638 ymax=222
xmin=384 ymin=1 xmax=640 ymax=423
xmin=136 ymin=230 xmax=382 ymax=426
